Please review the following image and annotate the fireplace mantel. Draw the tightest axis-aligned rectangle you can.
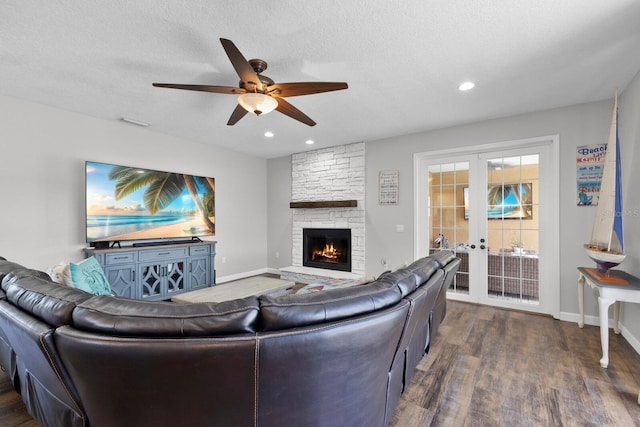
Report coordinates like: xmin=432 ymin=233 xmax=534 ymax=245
xmin=289 ymin=200 xmax=357 ymax=209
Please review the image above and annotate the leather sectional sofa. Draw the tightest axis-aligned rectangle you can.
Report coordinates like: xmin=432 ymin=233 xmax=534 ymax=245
xmin=0 ymin=252 xmax=459 ymax=427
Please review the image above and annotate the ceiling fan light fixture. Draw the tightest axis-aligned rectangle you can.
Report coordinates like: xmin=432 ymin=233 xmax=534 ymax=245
xmin=238 ymin=93 xmax=278 ymax=116
xmin=154 ymin=39 xmax=347 ymax=126
xmin=458 ymin=81 xmax=475 ymax=91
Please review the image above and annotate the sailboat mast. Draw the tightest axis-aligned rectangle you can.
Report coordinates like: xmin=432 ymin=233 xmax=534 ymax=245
xmin=608 ymin=93 xmax=618 ymax=253
xmin=584 ymin=91 xmax=625 ymax=272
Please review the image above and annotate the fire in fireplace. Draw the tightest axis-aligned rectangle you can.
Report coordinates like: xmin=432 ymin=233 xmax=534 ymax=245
xmin=303 ymin=228 xmax=351 ymax=272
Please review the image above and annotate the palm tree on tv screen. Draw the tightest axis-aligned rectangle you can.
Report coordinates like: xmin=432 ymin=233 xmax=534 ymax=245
xmin=486 ymin=184 xmax=532 ymax=218
xmin=109 ymin=166 xmax=215 ymax=233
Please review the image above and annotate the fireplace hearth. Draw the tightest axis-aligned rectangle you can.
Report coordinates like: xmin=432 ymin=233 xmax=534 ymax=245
xmin=303 ymin=228 xmax=351 ymax=272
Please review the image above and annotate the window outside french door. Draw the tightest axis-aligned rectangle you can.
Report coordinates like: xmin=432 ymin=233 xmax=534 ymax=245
xmin=415 ymin=137 xmax=558 ymax=315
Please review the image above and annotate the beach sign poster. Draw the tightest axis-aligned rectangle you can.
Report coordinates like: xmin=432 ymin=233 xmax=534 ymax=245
xmin=576 ymin=144 xmax=606 ymax=206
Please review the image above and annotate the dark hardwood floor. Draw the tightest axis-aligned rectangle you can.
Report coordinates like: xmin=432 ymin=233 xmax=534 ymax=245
xmin=0 ymin=376 xmax=38 ymax=427
xmin=1 ymin=301 xmax=639 ymax=426
xmin=390 ymin=301 xmax=640 ymax=427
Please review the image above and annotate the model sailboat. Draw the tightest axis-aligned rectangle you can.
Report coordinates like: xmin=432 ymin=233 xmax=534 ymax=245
xmin=584 ymin=94 xmax=625 ymax=273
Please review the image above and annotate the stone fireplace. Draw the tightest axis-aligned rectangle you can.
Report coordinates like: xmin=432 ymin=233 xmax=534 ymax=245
xmin=303 ymin=228 xmax=351 ymax=272
xmin=281 ymin=142 xmax=365 ymax=283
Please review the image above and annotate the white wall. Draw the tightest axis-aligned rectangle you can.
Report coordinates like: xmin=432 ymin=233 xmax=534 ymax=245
xmin=266 ymin=154 xmax=292 ymax=270
xmin=619 ymin=70 xmax=640 ymax=341
xmin=0 ymin=95 xmax=267 ymax=281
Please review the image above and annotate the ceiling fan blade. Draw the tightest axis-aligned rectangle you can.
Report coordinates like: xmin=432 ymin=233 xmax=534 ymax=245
xmin=219 ymin=38 xmax=263 ymax=91
xmin=268 ymin=82 xmax=348 ymax=98
xmin=227 ymin=104 xmax=248 ymax=126
xmin=152 ymin=83 xmax=245 ymax=95
xmin=275 ymin=98 xmax=316 ymax=127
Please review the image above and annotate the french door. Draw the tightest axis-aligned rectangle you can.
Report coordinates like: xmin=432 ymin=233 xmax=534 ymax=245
xmin=415 ymin=137 xmax=558 ymax=315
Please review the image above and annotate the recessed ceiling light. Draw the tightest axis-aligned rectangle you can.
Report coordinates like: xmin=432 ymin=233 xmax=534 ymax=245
xmin=458 ymin=81 xmax=475 ymax=91
xmin=305 ymin=139 xmax=315 ymax=145
xmin=264 ymin=131 xmax=274 ymax=138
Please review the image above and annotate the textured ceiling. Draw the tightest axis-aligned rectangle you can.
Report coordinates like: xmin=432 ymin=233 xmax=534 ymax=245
xmin=2 ymin=1 xmax=640 ymax=158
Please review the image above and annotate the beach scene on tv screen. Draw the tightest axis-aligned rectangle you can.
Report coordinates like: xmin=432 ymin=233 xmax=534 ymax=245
xmin=487 ymin=183 xmax=532 ymax=219
xmin=86 ymin=162 xmax=215 ymax=242
xmin=464 ymin=183 xmax=533 ymax=220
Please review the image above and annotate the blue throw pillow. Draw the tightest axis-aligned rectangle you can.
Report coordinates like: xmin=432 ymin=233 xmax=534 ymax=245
xmin=69 ymin=257 xmax=112 ymax=295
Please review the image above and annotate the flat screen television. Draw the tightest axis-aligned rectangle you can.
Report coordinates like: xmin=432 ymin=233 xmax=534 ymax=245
xmin=464 ymin=183 xmax=532 ymax=220
xmin=86 ymin=161 xmax=215 ymax=245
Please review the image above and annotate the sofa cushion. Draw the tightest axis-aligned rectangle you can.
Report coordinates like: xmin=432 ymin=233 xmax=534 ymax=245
xmin=406 ymin=257 xmax=440 ymax=286
xmin=259 ymin=281 xmax=402 ymax=331
xmin=0 ymin=259 xmax=26 ymax=289
xmin=1 ymin=258 xmax=53 ymax=292
xmin=429 ymin=250 xmax=456 ymax=267
xmin=5 ymin=276 xmax=93 ymax=327
xmin=376 ymin=268 xmax=419 ymax=296
xmin=3 ymin=268 xmax=56 ymax=288
xmin=72 ymin=295 xmax=260 ymax=337
xmin=373 ymin=257 xmax=441 ymax=296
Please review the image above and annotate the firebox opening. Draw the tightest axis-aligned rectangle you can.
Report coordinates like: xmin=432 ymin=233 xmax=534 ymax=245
xmin=303 ymin=228 xmax=351 ymax=272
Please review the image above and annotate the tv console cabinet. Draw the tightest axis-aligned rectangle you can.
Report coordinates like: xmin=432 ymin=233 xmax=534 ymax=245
xmin=84 ymin=241 xmax=216 ymax=301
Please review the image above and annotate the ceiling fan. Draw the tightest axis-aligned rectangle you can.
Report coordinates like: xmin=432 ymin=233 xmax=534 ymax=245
xmin=153 ymin=38 xmax=348 ymax=127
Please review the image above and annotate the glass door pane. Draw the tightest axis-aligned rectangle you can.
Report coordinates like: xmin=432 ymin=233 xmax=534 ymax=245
xmin=485 ymin=155 xmax=540 ymax=304
xmin=428 ymin=162 xmax=469 ymax=294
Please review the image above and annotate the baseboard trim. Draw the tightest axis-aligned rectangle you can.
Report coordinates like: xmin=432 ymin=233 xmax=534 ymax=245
xmin=560 ymin=311 xmax=640 ymax=356
xmin=620 ymin=324 xmax=640 ymax=356
xmin=559 ymin=311 xmax=600 ymax=327
xmin=216 ymin=268 xmax=269 ymax=284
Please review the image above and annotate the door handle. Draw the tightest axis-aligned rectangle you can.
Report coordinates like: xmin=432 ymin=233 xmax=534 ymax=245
xmin=480 ymin=245 xmax=486 ymax=250
xmin=470 ymin=244 xmax=476 ymax=249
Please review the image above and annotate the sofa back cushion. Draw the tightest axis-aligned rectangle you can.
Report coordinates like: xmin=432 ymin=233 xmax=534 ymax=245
xmin=406 ymin=256 xmax=440 ymax=286
xmin=376 ymin=268 xmax=418 ymax=296
xmin=259 ymin=281 xmax=402 ymax=331
xmin=72 ymin=295 xmax=260 ymax=336
xmin=376 ymin=261 xmax=432 ymax=296
xmin=376 ymin=256 xmax=441 ymax=297
xmin=429 ymin=250 xmax=456 ymax=267
xmin=0 ymin=259 xmax=26 ymax=289
xmin=2 ymin=268 xmax=53 ymax=288
xmin=5 ymin=276 xmax=93 ymax=327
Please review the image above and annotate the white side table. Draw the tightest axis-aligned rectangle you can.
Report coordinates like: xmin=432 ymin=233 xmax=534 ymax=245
xmin=577 ymin=267 xmax=640 ymax=404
